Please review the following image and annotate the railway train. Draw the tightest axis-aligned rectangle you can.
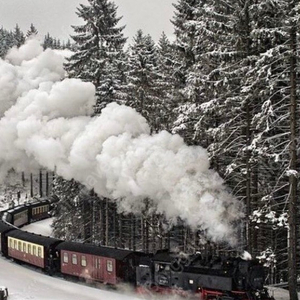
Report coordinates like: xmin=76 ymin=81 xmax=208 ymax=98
xmin=0 ymin=198 xmax=274 ymax=300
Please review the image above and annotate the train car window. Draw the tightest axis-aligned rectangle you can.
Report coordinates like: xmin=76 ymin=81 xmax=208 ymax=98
xmin=18 ymin=241 xmax=21 ymax=251
xmin=23 ymin=243 xmax=26 ymax=253
xmin=14 ymin=240 xmax=17 ymax=249
xmin=33 ymin=208 xmax=36 ymax=215
xmin=156 ymin=263 xmax=166 ymax=272
xmin=28 ymin=244 xmax=31 ymax=254
xmin=63 ymin=252 xmax=69 ymax=264
xmin=33 ymin=245 xmax=36 ymax=256
xmin=72 ymin=254 xmax=78 ymax=265
xmin=9 ymin=239 xmax=13 ymax=249
xmin=81 ymin=256 xmax=87 ymax=267
xmin=38 ymin=247 xmax=42 ymax=257
xmin=107 ymin=260 xmax=113 ymax=272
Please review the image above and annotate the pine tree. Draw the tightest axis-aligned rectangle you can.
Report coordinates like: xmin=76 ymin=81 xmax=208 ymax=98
xmin=126 ymin=30 xmax=163 ymax=132
xmin=156 ymin=32 xmax=177 ymax=131
xmin=43 ymin=33 xmax=54 ymax=50
xmin=26 ymin=23 xmax=38 ymax=38
xmin=64 ymin=0 xmax=127 ymax=112
xmin=51 ymin=176 xmax=84 ymax=241
xmin=0 ymin=27 xmax=15 ymax=57
xmin=13 ymin=24 xmax=25 ymax=47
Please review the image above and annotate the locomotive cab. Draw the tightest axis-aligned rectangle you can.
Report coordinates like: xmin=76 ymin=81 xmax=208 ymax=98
xmin=136 ymin=256 xmax=153 ymax=287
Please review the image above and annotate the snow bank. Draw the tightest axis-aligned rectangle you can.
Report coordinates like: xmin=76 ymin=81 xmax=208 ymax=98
xmin=0 ymin=39 xmax=244 ymax=244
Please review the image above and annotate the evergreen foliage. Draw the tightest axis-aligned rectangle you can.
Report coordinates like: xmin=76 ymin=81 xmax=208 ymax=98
xmin=13 ymin=24 xmax=25 ymax=48
xmin=51 ymin=176 xmax=84 ymax=241
xmin=64 ymin=0 xmax=127 ymax=113
xmin=26 ymin=23 xmax=38 ymax=38
xmin=126 ymin=30 xmax=163 ymax=132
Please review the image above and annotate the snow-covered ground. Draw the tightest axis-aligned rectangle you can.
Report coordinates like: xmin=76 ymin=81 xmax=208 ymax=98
xmin=22 ymin=217 xmax=54 ymax=237
xmin=0 ymin=257 xmax=145 ymax=300
xmin=0 ymin=219 xmax=291 ymax=300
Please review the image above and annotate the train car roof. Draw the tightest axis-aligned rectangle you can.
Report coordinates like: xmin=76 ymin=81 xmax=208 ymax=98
xmin=152 ymin=251 xmax=177 ymax=263
xmin=6 ymin=205 xmax=29 ymax=214
xmin=28 ymin=200 xmax=50 ymax=207
xmin=56 ymin=241 xmax=136 ymax=261
xmin=6 ymin=229 xmax=62 ymax=247
xmin=0 ymin=220 xmax=16 ymax=233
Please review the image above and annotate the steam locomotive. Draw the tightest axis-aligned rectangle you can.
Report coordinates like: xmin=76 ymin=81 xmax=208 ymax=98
xmin=0 ymin=199 xmax=274 ymax=300
xmin=136 ymin=251 xmax=273 ymax=300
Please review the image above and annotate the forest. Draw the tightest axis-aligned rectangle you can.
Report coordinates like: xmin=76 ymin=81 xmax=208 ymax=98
xmin=0 ymin=0 xmax=299 ymax=296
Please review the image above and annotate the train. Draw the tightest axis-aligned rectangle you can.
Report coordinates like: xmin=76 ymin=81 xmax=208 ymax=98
xmin=0 ymin=198 xmax=274 ymax=300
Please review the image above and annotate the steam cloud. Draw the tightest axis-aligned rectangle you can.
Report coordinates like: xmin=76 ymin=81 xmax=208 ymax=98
xmin=0 ymin=40 xmax=244 ymax=243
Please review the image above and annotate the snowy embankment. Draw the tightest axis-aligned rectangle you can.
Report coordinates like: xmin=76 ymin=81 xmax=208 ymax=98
xmin=0 ymin=257 xmax=144 ymax=300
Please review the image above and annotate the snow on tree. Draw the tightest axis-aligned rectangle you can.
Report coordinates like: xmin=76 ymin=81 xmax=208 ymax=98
xmin=126 ymin=30 xmax=164 ymax=132
xmin=64 ymin=0 xmax=127 ymax=112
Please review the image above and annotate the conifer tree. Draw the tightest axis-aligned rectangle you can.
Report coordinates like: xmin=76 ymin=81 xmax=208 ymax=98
xmin=0 ymin=27 xmax=15 ymax=57
xmin=13 ymin=24 xmax=25 ymax=48
xmin=51 ymin=176 xmax=84 ymax=241
xmin=156 ymin=32 xmax=177 ymax=131
xmin=126 ymin=30 xmax=163 ymax=132
xmin=64 ymin=0 xmax=127 ymax=113
xmin=43 ymin=33 xmax=54 ymax=50
xmin=26 ymin=23 xmax=38 ymax=38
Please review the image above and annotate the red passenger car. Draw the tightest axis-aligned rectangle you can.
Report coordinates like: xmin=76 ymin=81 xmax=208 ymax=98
xmin=55 ymin=242 xmax=139 ymax=285
xmin=6 ymin=229 xmax=62 ymax=271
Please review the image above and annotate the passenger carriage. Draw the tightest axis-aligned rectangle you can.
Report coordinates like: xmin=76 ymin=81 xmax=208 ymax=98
xmin=3 ymin=205 xmax=29 ymax=227
xmin=29 ymin=199 xmax=51 ymax=222
xmin=55 ymin=241 xmax=140 ymax=285
xmin=5 ymin=230 xmax=62 ymax=271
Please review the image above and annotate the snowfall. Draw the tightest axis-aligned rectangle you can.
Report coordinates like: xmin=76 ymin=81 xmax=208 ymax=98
xmin=0 ymin=219 xmax=290 ymax=300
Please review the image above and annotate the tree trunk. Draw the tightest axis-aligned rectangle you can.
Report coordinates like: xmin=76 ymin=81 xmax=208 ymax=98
xmin=288 ymin=18 xmax=298 ymax=300
xmin=105 ymin=199 xmax=109 ymax=246
xmin=30 ymin=173 xmax=33 ymax=197
xmin=39 ymin=169 xmax=43 ymax=197
xmin=46 ymin=172 xmax=49 ymax=196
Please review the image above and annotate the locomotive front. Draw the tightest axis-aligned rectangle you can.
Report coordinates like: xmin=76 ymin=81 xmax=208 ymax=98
xmin=136 ymin=252 xmax=275 ymax=300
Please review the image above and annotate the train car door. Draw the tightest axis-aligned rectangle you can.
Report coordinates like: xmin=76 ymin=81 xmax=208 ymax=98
xmin=92 ymin=256 xmax=103 ymax=281
xmin=104 ymin=258 xmax=116 ymax=284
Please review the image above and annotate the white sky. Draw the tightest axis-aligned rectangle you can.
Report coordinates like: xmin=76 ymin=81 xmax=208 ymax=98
xmin=0 ymin=0 xmax=176 ymax=43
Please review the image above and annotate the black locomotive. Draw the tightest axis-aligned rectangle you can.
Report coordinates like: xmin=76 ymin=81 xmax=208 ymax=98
xmin=136 ymin=250 xmax=272 ymax=299
xmin=0 ymin=200 xmax=274 ymax=300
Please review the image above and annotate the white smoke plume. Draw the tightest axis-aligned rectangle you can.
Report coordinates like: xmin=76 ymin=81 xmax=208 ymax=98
xmin=0 ymin=40 xmax=244 ymax=243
